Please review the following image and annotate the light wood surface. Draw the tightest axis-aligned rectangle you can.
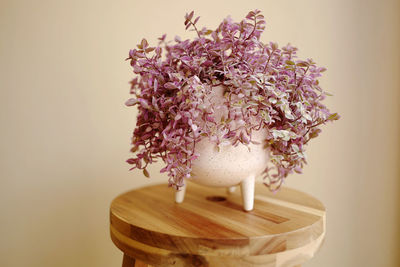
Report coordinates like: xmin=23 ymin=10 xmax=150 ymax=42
xmin=110 ymin=182 xmax=326 ymax=267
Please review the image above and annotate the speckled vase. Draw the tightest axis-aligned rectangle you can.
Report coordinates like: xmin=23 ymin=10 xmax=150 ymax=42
xmin=175 ymin=86 xmax=269 ymax=211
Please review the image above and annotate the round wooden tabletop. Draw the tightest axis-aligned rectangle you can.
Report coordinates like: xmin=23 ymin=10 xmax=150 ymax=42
xmin=110 ymin=182 xmax=326 ymax=267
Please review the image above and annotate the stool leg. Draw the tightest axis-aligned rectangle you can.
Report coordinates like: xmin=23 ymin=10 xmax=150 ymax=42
xmin=122 ymin=254 xmax=149 ymax=267
xmin=122 ymin=254 xmax=135 ymax=267
xmin=134 ymin=260 xmax=149 ymax=267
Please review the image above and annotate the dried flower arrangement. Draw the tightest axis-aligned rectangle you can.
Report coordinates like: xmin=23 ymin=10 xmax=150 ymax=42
xmin=125 ymin=10 xmax=339 ymax=191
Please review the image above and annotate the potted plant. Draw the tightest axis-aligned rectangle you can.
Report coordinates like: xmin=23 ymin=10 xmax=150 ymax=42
xmin=125 ymin=10 xmax=339 ymax=210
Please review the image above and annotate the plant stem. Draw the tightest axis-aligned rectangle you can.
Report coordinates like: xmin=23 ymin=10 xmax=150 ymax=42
xmin=244 ymin=16 xmax=257 ymax=41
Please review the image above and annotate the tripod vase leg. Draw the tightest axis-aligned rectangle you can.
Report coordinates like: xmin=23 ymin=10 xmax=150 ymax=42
xmin=240 ymin=176 xmax=255 ymax=211
xmin=175 ymin=183 xmax=187 ymax=203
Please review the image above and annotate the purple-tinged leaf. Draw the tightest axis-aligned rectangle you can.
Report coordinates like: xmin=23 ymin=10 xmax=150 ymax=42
xmin=126 ymin=158 xmax=136 ymax=164
xmin=187 ymin=11 xmax=194 ymax=21
xmin=141 ymin=38 xmax=148 ymax=49
xmin=125 ymin=98 xmax=138 ymax=106
xmin=164 ymin=82 xmax=177 ymax=89
xmin=145 ymin=47 xmax=155 ymax=53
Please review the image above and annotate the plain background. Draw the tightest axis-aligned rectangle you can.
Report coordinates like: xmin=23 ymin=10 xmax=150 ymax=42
xmin=1 ymin=0 xmax=399 ymax=266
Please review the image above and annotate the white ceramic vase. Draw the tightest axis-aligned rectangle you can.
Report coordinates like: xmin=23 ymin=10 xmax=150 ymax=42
xmin=175 ymin=86 xmax=269 ymax=211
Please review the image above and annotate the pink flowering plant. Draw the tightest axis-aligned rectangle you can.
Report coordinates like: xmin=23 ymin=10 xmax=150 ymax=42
xmin=125 ymin=10 xmax=339 ymax=190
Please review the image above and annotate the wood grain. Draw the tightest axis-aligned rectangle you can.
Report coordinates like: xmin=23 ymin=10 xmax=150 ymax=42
xmin=110 ymin=182 xmax=325 ymax=267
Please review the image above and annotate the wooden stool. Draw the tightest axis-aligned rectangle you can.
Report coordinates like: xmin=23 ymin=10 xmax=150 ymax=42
xmin=110 ymin=183 xmax=326 ymax=267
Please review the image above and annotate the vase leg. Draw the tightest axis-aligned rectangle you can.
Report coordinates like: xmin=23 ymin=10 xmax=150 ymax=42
xmin=175 ymin=183 xmax=187 ymax=203
xmin=240 ymin=175 xmax=255 ymax=211
xmin=227 ymin=186 xmax=236 ymax=194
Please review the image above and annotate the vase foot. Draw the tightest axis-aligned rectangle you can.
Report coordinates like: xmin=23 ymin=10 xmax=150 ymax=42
xmin=175 ymin=179 xmax=255 ymax=211
xmin=240 ymin=176 xmax=255 ymax=211
xmin=227 ymin=186 xmax=236 ymax=194
xmin=175 ymin=183 xmax=186 ymax=203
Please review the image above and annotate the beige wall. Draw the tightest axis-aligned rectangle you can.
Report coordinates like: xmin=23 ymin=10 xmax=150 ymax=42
xmin=1 ymin=0 xmax=399 ymax=266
